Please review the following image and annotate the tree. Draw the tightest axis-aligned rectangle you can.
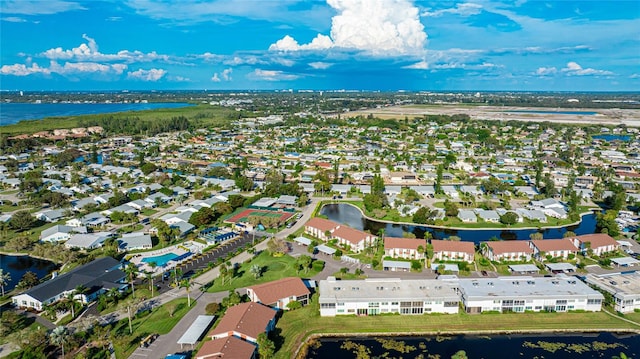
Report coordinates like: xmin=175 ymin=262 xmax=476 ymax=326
xmin=0 ymin=269 xmax=11 ymax=297
xmin=435 ymin=164 xmax=444 ymax=194
xmin=297 ymin=255 xmax=312 ymax=274
xmin=10 ymin=210 xmax=35 ymax=231
xmin=443 ymin=200 xmax=459 ymax=217
xmin=250 ymin=264 xmax=262 ymax=279
xmin=286 ymin=300 xmax=302 ymax=310
xmin=219 ymin=262 xmax=229 ymax=285
xmin=140 ymin=162 xmax=158 ymax=175
xmin=534 ymin=160 xmax=543 ymax=189
xmin=125 ymin=263 xmax=138 ymax=297
xmin=16 ymin=271 xmax=39 ymax=289
xmin=257 ymin=332 xmax=275 ymax=359
xmin=596 ymin=210 xmax=620 ymax=237
xmin=49 ymin=326 xmax=70 ymax=359
xmin=189 ymin=207 xmax=216 ymax=227
xmin=499 ymin=212 xmax=518 ymax=225
xmin=180 ymin=278 xmax=193 ymax=307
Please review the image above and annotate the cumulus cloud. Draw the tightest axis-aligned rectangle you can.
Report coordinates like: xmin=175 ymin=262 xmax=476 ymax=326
xmin=536 ymin=67 xmax=557 ymax=76
xmin=309 ymin=62 xmax=333 ymax=70
xmin=250 ymin=69 xmax=299 ymax=81
xmin=127 ymin=68 xmax=167 ymax=81
xmin=561 ymin=61 xmax=613 ymax=76
xmin=211 ymin=68 xmax=232 ymax=82
xmin=421 ymin=2 xmax=482 ymax=17
xmin=0 ymin=63 xmax=50 ymax=76
xmin=269 ymin=0 xmax=427 ymax=56
xmin=40 ymin=34 xmax=174 ymax=64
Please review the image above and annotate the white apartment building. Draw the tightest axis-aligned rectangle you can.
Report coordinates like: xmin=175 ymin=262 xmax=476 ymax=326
xmin=457 ymin=277 xmax=603 ymax=314
xmin=585 ymin=272 xmax=640 ymax=313
xmin=318 ymin=277 xmax=459 ymax=317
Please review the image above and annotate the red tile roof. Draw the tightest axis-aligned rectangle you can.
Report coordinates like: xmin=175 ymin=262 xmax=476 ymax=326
xmin=485 ymin=241 xmax=533 ymax=255
xmin=195 ymin=336 xmax=255 ymax=359
xmin=209 ymin=302 xmax=275 ymax=340
xmin=431 ymin=240 xmax=475 ymax=254
xmin=305 ymin=217 xmax=339 ymax=232
xmin=247 ymin=277 xmax=310 ymax=306
xmin=332 ymin=226 xmax=371 ymax=245
xmin=531 ymin=239 xmax=577 ymax=252
xmin=575 ymin=233 xmax=618 ymax=248
xmin=384 ymin=237 xmax=424 ymax=251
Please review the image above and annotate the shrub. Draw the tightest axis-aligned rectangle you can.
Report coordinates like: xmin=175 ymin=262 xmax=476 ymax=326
xmin=205 ymin=302 xmax=221 ymax=315
xmin=312 ymin=260 xmax=325 ymax=272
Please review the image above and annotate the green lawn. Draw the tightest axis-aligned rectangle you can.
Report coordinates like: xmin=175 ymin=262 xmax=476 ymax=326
xmin=274 ymin=304 xmax=640 ymax=359
xmin=112 ymin=298 xmax=192 ymax=358
xmin=206 ymin=251 xmax=322 ymax=293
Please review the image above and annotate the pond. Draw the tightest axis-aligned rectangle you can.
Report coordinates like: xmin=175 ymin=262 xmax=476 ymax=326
xmin=306 ymin=332 xmax=639 ymax=359
xmin=319 ymin=203 xmax=597 ymax=243
xmin=593 ymin=134 xmax=631 ymax=142
xmin=0 ymin=254 xmax=58 ymax=291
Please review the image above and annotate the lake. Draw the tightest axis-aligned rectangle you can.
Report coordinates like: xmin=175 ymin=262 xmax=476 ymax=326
xmin=0 ymin=102 xmax=193 ymax=125
xmin=307 ymin=332 xmax=640 ymax=359
xmin=0 ymin=254 xmax=58 ymax=291
xmin=320 ymin=203 xmax=597 ymax=243
xmin=593 ymin=134 xmax=631 ymax=142
xmin=506 ymin=110 xmax=598 ymax=115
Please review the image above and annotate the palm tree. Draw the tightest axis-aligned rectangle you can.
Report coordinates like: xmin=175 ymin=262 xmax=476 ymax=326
xmin=145 ymin=271 xmax=155 ymax=297
xmin=0 ymin=269 xmax=11 ymax=297
xmin=124 ymin=263 xmax=138 ymax=297
xmin=49 ymin=326 xmax=70 ymax=358
xmin=219 ymin=263 xmax=228 ymax=285
xmin=250 ymin=264 xmax=262 ymax=279
xmin=180 ymin=278 xmax=192 ymax=307
xmin=118 ymin=297 xmax=139 ymax=334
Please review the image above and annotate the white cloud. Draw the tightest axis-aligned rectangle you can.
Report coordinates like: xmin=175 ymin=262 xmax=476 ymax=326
xmin=421 ymin=3 xmax=482 ymax=17
xmin=536 ymin=67 xmax=557 ymax=76
xmin=0 ymin=63 xmax=50 ymax=76
xmin=106 ymin=16 xmax=122 ymax=22
xmin=561 ymin=61 xmax=613 ymax=76
xmin=630 ymin=74 xmax=640 ymax=79
xmin=221 ymin=68 xmax=232 ymax=81
xmin=1 ymin=0 xmax=86 ymax=15
xmin=404 ymin=60 xmax=428 ymax=69
xmin=127 ymin=68 xmax=167 ymax=81
xmin=309 ymin=62 xmax=333 ymax=70
xmin=250 ymin=69 xmax=299 ymax=81
xmin=269 ymin=0 xmax=427 ymax=56
xmin=2 ymin=16 xmax=27 ymax=22
xmin=40 ymin=34 xmax=174 ymax=64
xmin=211 ymin=68 xmax=232 ymax=82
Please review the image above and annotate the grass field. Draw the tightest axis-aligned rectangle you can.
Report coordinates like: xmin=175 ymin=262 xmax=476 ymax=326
xmin=112 ymin=298 xmax=192 ymax=358
xmin=0 ymin=104 xmax=235 ymax=135
xmin=274 ymin=303 xmax=640 ymax=359
xmin=206 ymin=251 xmax=322 ymax=293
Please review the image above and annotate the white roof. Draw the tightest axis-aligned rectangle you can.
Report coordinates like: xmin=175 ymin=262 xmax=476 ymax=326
xmin=610 ymin=257 xmax=640 ymax=266
xmin=383 ymin=260 xmax=411 ymax=269
xmin=316 ymin=244 xmax=336 ymax=255
xmin=177 ymin=315 xmax=216 ymax=346
xmin=508 ymin=264 xmax=540 ymax=272
xmin=294 ymin=236 xmax=312 ymax=246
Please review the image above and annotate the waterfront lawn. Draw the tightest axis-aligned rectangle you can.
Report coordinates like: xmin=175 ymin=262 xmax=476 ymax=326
xmin=112 ymin=298 xmax=191 ymax=358
xmin=206 ymin=251 xmax=322 ymax=293
xmin=274 ymin=305 xmax=640 ymax=359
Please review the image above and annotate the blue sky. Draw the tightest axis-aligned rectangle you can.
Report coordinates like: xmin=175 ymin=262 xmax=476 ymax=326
xmin=1 ymin=0 xmax=638 ymax=91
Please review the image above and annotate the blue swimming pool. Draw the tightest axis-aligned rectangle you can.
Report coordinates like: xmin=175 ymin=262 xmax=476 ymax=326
xmin=141 ymin=252 xmax=179 ymax=266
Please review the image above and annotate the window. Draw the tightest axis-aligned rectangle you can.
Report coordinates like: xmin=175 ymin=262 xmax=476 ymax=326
xmin=587 ymin=299 xmax=602 ymax=305
xmin=321 ymin=303 xmax=336 ymax=309
xmin=444 ymin=301 xmax=458 ymax=307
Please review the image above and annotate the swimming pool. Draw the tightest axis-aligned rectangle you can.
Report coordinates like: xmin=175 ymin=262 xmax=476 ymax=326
xmin=141 ymin=252 xmax=179 ymax=266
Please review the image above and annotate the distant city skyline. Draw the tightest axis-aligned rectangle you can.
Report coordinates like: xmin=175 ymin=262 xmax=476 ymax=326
xmin=1 ymin=0 xmax=638 ymax=91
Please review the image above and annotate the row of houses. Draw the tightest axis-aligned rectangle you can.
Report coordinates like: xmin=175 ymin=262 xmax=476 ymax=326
xmin=304 ymin=217 xmax=620 ymax=263
xmin=318 ymin=276 xmax=605 ymax=316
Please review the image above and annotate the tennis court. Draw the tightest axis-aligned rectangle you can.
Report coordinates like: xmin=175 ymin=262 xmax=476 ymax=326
xmin=225 ymin=208 xmax=293 ymax=224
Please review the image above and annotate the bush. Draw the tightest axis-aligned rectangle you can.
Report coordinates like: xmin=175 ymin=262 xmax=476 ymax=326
xmin=312 ymin=260 xmax=325 ymax=272
xmin=205 ymin=302 xmax=221 ymax=315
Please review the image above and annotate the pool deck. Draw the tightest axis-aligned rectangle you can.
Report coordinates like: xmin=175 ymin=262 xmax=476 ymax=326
xmin=129 ymin=241 xmax=205 ymax=275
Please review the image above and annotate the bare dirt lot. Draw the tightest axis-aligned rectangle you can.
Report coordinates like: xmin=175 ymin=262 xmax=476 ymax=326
xmin=349 ymin=104 xmax=640 ymax=126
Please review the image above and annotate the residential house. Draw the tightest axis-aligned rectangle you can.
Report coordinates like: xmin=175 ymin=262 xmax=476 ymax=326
xmin=431 ymin=240 xmax=475 ymax=263
xmin=585 ymin=272 xmax=640 ymax=313
xmin=458 ymin=210 xmax=477 ymax=223
xmin=570 ymin=233 xmax=619 ymax=256
xmin=65 ymin=232 xmax=112 ymax=250
xmin=40 ymin=225 xmax=86 ymax=243
xmin=483 ymin=241 xmax=533 ymax=262
xmin=331 ymin=225 xmax=375 ymax=253
xmin=12 ymin=257 xmax=126 ymax=311
xmin=476 ymin=209 xmax=501 ymax=223
xmin=529 ymin=239 xmax=578 ymax=261
xmin=118 ymin=232 xmax=153 ymax=251
xmin=457 ymin=277 xmax=603 ymax=314
xmin=304 ymin=218 xmax=340 ymax=241
xmin=383 ymin=237 xmax=426 ymax=260
xmin=35 ymin=209 xmax=65 ymax=223
xmin=195 ymin=336 xmax=256 ymax=359
xmin=209 ymin=302 xmax=276 ymax=344
xmin=246 ymin=277 xmax=311 ymax=310
xmin=318 ymin=277 xmax=459 ymax=316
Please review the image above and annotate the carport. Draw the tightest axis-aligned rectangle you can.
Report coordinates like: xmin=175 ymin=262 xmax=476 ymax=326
xmin=316 ymin=244 xmax=336 ymax=256
xmin=176 ymin=315 xmax=216 ymax=349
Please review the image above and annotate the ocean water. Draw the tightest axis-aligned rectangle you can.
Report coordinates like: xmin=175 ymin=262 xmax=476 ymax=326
xmin=0 ymin=102 xmax=192 ymax=125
